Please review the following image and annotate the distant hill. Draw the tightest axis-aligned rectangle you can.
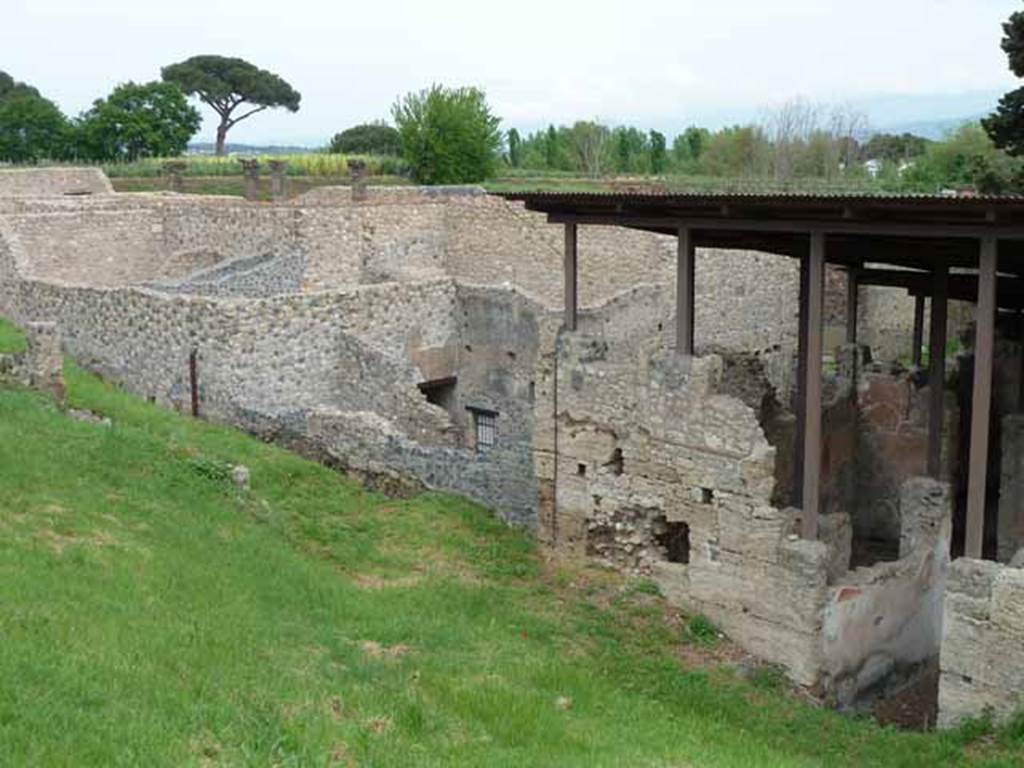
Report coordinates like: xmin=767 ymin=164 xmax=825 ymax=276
xmin=186 ymin=142 xmax=322 ymax=156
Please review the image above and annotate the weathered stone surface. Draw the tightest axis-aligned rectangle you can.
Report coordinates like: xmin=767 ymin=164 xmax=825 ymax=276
xmin=939 ymin=558 xmax=1024 ymax=728
xmin=999 ymin=415 xmax=1024 ymax=563
xmin=0 ymin=167 xmax=113 ymax=197
xmin=231 ymin=464 xmax=251 ymax=490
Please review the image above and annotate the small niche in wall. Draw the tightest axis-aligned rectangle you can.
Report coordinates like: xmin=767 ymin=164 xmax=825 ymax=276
xmin=605 ymin=448 xmax=624 ymax=476
xmin=418 ymin=376 xmax=458 ymax=415
xmin=577 ymin=463 xmax=587 ymax=477
xmin=528 ymin=381 xmax=536 ymax=402
xmin=696 ymin=487 xmax=714 ymax=505
xmin=656 ymin=520 xmax=691 ymax=564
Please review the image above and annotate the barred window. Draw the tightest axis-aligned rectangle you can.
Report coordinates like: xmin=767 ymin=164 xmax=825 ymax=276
xmin=469 ymin=407 xmax=497 ymax=450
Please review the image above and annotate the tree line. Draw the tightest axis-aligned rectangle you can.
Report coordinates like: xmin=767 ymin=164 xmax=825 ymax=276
xmin=0 ymin=56 xmax=300 ymax=163
xmin=7 ymin=2 xmax=1024 ymax=193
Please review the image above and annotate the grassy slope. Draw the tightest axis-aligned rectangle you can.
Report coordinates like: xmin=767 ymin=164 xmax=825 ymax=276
xmin=0 ymin=317 xmax=1020 ymax=767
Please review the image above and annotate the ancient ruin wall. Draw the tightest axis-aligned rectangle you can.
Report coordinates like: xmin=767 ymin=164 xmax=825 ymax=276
xmin=939 ymin=558 xmax=1024 ymax=727
xmin=530 ymin=315 xmax=952 ymax=700
xmin=0 ymin=167 xmax=114 ymax=197
xmin=823 ymin=478 xmax=950 ymax=711
xmin=999 ymin=415 xmax=1024 ymax=563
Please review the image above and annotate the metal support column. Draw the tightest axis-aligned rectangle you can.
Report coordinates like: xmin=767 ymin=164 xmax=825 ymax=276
xmin=912 ymin=295 xmax=926 ymax=368
xmin=564 ymin=223 xmax=578 ymax=331
xmin=676 ymin=227 xmax=695 ymax=355
xmin=966 ymin=236 xmax=998 ymax=559
xmin=927 ymin=262 xmax=949 ymax=478
xmin=801 ymin=232 xmax=826 ymax=540
xmin=846 ymin=265 xmax=859 ymax=345
xmin=794 ymin=249 xmax=810 ymax=507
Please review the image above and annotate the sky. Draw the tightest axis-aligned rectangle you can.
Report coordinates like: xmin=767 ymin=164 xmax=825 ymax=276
xmin=2 ymin=0 xmax=1021 ymax=146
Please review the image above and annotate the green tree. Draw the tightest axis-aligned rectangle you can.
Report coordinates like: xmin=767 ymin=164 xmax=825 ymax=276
xmin=75 ymin=81 xmax=201 ymax=162
xmin=649 ymin=130 xmax=667 ymax=174
xmin=0 ymin=71 xmax=41 ymax=102
xmin=699 ymin=125 xmax=770 ymax=177
xmin=545 ymin=124 xmax=560 ymax=169
xmin=0 ymin=91 xmax=69 ymax=163
xmin=569 ymin=121 xmax=611 ymax=177
xmin=862 ymin=133 xmax=930 ymax=163
xmin=985 ymin=9 xmax=1024 ymax=155
xmin=391 ymin=84 xmax=502 ymax=184
xmin=904 ymin=123 xmax=1018 ymax=193
xmin=507 ymin=127 xmax=522 ymax=168
xmin=672 ymin=126 xmax=710 ymax=171
xmin=611 ymin=126 xmax=647 ymax=173
xmin=161 ymin=55 xmax=301 ymax=156
xmin=328 ymin=122 xmax=401 ymax=155
xmin=984 ymin=87 xmax=1024 ymax=157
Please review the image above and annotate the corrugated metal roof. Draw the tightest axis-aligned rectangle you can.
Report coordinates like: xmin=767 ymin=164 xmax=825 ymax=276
xmin=500 ymin=190 xmax=1024 ymax=205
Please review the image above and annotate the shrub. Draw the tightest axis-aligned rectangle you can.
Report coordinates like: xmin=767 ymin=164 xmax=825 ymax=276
xmin=392 ymin=84 xmax=502 ymax=184
xmin=329 ymin=122 xmax=400 ymax=156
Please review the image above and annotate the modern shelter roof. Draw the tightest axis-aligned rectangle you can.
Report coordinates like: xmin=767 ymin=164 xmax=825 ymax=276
xmin=501 ymin=191 xmax=1024 ymax=277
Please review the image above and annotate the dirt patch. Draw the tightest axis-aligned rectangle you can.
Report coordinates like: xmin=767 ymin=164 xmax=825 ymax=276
xmin=360 ymin=640 xmax=411 ymax=660
xmin=363 ymin=716 xmax=392 ymax=734
xmin=35 ymin=527 xmax=119 ymax=555
xmin=871 ymin=663 xmax=939 ymax=731
xmin=351 ymin=573 xmax=424 ymax=590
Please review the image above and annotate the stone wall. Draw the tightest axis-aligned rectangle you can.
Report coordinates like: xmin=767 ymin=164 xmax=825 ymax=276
xmin=939 ymin=558 xmax=1024 ymax=727
xmin=0 ymin=167 xmax=113 ymax=197
xmin=529 ymin=315 xmax=952 ymax=703
xmin=823 ymin=478 xmax=950 ymax=714
xmin=999 ymin=414 xmax=1024 ymax=564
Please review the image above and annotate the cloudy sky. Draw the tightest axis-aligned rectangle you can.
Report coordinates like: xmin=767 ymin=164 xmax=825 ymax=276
xmin=2 ymin=0 xmax=1020 ymax=146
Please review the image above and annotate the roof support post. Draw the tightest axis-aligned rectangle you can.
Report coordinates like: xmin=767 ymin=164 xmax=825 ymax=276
xmin=564 ymin=223 xmax=578 ymax=331
xmin=846 ymin=265 xmax=859 ymax=345
xmin=966 ymin=236 xmax=998 ymax=559
xmin=676 ymin=226 xmax=695 ymax=356
xmin=801 ymin=232 xmax=825 ymax=540
xmin=912 ymin=295 xmax=926 ymax=368
xmin=794 ymin=249 xmax=810 ymax=507
xmin=927 ymin=262 xmax=949 ymax=478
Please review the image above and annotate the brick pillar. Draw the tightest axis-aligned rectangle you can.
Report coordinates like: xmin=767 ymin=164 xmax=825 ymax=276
xmin=239 ymin=158 xmax=260 ymax=201
xmin=268 ymin=159 xmax=288 ymax=201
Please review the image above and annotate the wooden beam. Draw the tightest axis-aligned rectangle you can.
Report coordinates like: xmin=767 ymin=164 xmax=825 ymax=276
xmin=912 ymin=295 xmax=926 ymax=368
xmin=966 ymin=236 xmax=998 ymax=559
xmin=676 ymin=227 xmax=695 ymax=356
xmin=564 ymin=223 xmax=578 ymax=331
xmin=927 ymin=262 xmax=949 ymax=478
xmin=801 ymin=232 xmax=826 ymax=540
xmin=846 ymin=265 xmax=859 ymax=345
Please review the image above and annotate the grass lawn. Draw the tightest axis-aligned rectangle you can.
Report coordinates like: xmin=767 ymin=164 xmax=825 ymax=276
xmin=0 ymin=316 xmax=1021 ymax=767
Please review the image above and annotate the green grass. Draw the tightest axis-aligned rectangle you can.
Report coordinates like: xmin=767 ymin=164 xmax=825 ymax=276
xmin=0 ymin=315 xmax=1022 ymax=766
xmin=0 ymin=317 xmax=25 ymax=353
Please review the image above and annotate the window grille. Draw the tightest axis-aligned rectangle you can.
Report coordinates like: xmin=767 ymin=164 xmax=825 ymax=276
xmin=469 ymin=407 xmax=497 ymax=450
